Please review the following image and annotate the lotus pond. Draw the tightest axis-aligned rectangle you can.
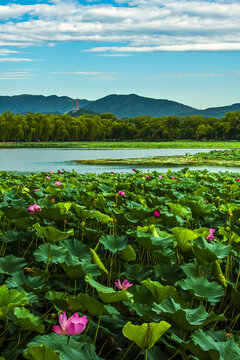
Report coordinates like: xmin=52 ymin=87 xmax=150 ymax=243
xmin=2 ymin=168 xmax=240 ymax=359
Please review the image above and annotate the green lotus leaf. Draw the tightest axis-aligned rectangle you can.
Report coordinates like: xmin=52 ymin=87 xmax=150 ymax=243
xmin=60 ymin=239 xmax=91 ymax=261
xmin=45 ymin=291 xmax=69 ymax=311
xmin=33 ymin=223 xmax=74 ymax=242
xmin=152 ymin=298 xmax=226 ymax=331
xmin=99 ymin=234 xmax=128 ymax=253
xmin=24 ymin=345 xmax=60 ymax=360
xmin=94 ymin=210 xmax=113 ymax=224
xmin=122 ymin=321 xmax=171 ymax=349
xmin=67 ymin=293 xmax=110 ymax=316
xmin=34 ymin=244 xmax=68 ymax=265
xmin=176 ymin=277 xmax=224 ymax=304
xmin=14 ymin=307 xmax=45 ymax=333
xmin=191 ymin=329 xmax=240 ymax=360
xmin=168 ymin=203 xmax=192 ymax=219
xmin=0 ymin=255 xmax=27 ymax=275
xmin=211 ymin=260 xmax=227 ymax=288
xmin=85 ymin=273 xmax=132 ymax=303
xmin=72 ymin=203 xmax=93 ymax=219
xmin=154 ymin=264 xmax=185 ymax=283
xmin=119 ymin=244 xmax=136 ymax=262
xmin=0 ymin=285 xmax=28 ymax=318
xmin=171 ymin=227 xmax=199 ymax=256
xmin=90 ymin=248 xmax=108 ymax=274
xmin=192 ymin=236 xmax=233 ymax=264
xmin=142 ymin=279 xmax=178 ymax=304
xmin=136 ymin=227 xmax=174 ymax=251
xmin=25 ymin=333 xmax=97 ymax=360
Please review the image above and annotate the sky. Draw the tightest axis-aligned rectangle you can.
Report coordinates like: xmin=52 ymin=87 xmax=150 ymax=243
xmin=1 ymin=0 xmax=240 ymax=109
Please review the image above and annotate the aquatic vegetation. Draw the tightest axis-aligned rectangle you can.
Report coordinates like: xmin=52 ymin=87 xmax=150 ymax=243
xmin=1 ymin=168 xmax=240 ymax=359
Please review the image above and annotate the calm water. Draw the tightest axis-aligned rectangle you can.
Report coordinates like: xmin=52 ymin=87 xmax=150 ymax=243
xmin=0 ymin=147 xmax=238 ymax=173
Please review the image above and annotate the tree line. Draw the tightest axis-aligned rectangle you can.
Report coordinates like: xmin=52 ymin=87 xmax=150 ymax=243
xmin=0 ymin=110 xmax=240 ymax=142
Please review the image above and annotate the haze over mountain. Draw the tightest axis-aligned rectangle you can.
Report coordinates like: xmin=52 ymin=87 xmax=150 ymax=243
xmin=0 ymin=94 xmax=240 ymax=119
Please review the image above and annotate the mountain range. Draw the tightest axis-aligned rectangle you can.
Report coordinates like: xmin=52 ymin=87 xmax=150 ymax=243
xmin=0 ymin=93 xmax=240 ymax=119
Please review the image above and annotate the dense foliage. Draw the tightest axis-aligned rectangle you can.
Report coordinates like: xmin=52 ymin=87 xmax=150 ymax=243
xmin=1 ymin=168 xmax=240 ymax=359
xmin=1 ymin=109 xmax=240 ymax=142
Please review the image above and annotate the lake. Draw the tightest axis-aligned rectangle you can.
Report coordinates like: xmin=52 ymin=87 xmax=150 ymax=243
xmin=0 ymin=147 xmax=238 ymax=173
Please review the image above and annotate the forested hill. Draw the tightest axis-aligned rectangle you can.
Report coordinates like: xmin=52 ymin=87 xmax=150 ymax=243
xmin=0 ymin=95 xmax=90 ymax=114
xmin=1 ymin=93 xmax=240 ymax=118
xmin=79 ymin=94 xmax=196 ymax=118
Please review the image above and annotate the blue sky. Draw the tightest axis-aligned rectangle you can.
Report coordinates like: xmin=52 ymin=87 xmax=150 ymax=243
xmin=1 ymin=0 xmax=240 ymax=109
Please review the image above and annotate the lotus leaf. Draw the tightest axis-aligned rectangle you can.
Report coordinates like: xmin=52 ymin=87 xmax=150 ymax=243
xmin=152 ymin=298 xmax=226 ymax=330
xmin=24 ymin=345 xmax=60 ymax=360
xmin=14 ymin=307 xmax=45 ymax=333
xmin=0 ymin=285 xmax=28 ymax=317
xmin=176 ymin=277 xmax=224 ymax=304
xmin=122 ymin=321 xmax=171 ymax=349
xmin=33 ymin=223 xmax=74 ymax=242
xmin=99 ymin=234 xmax=128 ymax=253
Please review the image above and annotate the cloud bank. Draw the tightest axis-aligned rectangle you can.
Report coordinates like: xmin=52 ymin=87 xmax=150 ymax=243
xmin=1 ymin=0 xmax=240 ymax=53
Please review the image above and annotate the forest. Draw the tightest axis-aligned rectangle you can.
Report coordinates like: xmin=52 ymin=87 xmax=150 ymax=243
xmin=0 ymin=109 xmax=240 ymax=142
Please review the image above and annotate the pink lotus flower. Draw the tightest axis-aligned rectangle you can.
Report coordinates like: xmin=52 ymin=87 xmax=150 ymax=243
xmin=52 ymin=311 xmax=88 ymax=336
xmin=58 ymin=170 xmax=61 ymax=173
xmin=206 ymin=228 xmax=215 ymax=241
xmin=153 ymin=210 xmax=161 ymax=218
xmin=159 ymin=175 xmax=163 ymax=179
xmin=118 ymin=174 xmax=121 ymax=177
xmin=236 ymin=178 xmax=240 ymax=182
xmin=132 ymin=168 xmax=135 ymax=171
xmin=51 ymin=197 xmax=55 ymax=202
xmin=111 ymin=171 xmax=114 ymax=174
xmin=145 ymin=175 xmax=150 ymax=179
xmin=115 ymin=279 xmax=133 ymax=291
xmin=34 ymin=189 xmax=40 ymax=192
xmin=49 ymin=172 xmax=53 ymax=175
xmin=118 ymin=191 xmax=126 ymax=196
xmin=46 ymin=176 xmax=50 ymax=180
xmin=28 ymin=203 xmax=42 ymax=215
xmin=54 ymin=181 xmax=62 ymax=186
xmin=171 ymin=176 xmax=175 ymax=180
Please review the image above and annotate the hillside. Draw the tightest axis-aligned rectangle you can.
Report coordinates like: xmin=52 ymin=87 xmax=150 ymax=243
xmin=82 ymin=94 xmax=196 ymax=118
xmin=1 ymin=93 xmax=240 ymax=118
xmin=0 ymin=95 xmax=90 ymax=114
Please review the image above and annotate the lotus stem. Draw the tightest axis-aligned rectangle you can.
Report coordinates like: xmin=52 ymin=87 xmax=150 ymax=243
xmin=94 ymin=306 xmax=103 ymax=346
xmin=144 ymin=349 xmax=148 ymax=360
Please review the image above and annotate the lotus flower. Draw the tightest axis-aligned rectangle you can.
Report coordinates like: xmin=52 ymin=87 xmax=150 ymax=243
xmin=236 ymin=178 xmax=240 ymax=182
xmin=46 ymin=176 xmax=50 ymax=180
xmin=115 ymin=279 xmax=133 ymax=291
xmin=159 ymin=175 xmax=163 ymax=179
xmin=34 ymin=189 xmax=40 ymax=192
xmin=53 ymin=311 xmax=88 ymax=336
xmin=206 ymin=228 xmax=215 ymax=241
xmin=54 ymin=181 xmax=62 ymax=186
xmin=171 ymin=176 xmax=175 ymax=180
xmin=118 ymin=191 xmax=126 ymax=196
xmin=145 ymin=175 xmax=150 ymax=179
xmin=28 ymin=203 xmax=41 ymax=215
xmin=153 ymin=210 xmax=161 ymax=218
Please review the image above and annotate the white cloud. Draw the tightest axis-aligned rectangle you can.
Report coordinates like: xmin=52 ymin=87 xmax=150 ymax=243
xmin=52 ymin=71 xmax=103 ymax=75
xmin=0 ymin=57 xmax=34 ymax=62
xmin=147 ymin=70 xmax=240 ymax=78
xmin=0 ymin=1 xmax=240 ymax=52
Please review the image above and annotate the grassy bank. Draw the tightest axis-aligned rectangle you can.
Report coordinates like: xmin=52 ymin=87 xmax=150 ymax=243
xmin=1 ymin=140 xmax=240 ymax=149
xmin=76 ymin=149 xmax=240 ymax=167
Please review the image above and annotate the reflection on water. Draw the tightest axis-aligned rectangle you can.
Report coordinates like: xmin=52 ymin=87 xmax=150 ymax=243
xmin=0 ymin=147 xmax=239 ymax=173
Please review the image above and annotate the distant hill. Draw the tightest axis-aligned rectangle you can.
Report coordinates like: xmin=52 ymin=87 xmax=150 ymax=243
xmin=0 ymin=95 xmax=90 ymax=114
xmin=1 ymin=93 xmax=240 ymax=118
xmin=82 ymin=94 xmax=196 ymax=118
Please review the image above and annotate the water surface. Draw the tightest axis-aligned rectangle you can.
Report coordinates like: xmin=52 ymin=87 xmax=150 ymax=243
xmin=0 ymin=147 xmax=238 ymax=173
